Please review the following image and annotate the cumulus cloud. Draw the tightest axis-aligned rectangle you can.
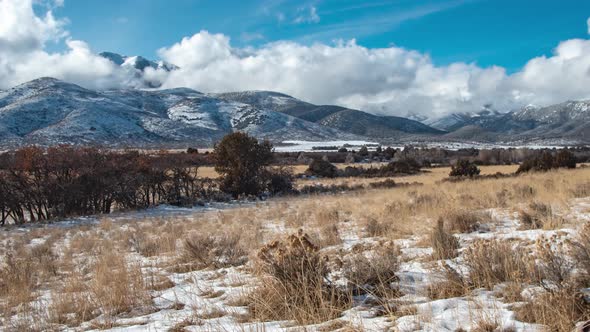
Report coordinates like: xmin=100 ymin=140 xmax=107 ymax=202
xmin=2 ymin=0 xmax=590 ymax=119
xmin=156 ymin=30 xmax=590 ymax=117
xmin=0 ymin=0 xmax=155 ymax=89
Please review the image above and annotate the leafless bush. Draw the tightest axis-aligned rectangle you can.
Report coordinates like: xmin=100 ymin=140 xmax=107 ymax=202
xmin=248 ymin=230 xmax=351 ymax=324
xmin=535 ymin=237 xmax=575 ymax=289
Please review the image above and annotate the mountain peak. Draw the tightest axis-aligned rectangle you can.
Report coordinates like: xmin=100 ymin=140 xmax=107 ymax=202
xmin=100 ymin=51 xmax=178 ymax=72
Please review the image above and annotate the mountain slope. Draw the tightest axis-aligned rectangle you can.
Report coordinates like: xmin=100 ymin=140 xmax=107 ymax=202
xmin=216 ymin=91 xmax=444 ymax=139
xmin=426 ymin=101 xmax=590 ymax=143
xmin=0 ymin=78 xmax=357 ymax=148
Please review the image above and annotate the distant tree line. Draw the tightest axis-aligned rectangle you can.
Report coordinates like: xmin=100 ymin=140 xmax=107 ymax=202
xmin=0 ymin=133 xmax=295 ymax=225
xmin=0 ymin=146 xmax=212 ymax=225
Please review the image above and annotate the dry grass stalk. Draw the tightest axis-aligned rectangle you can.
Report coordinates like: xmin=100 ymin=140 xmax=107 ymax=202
xmin=515 ymin=285 xmax=590 ymax=332
xmin=342 ymin=242 xmax=401 ymax=298
xmin=426 ymin=263 xmax=468 ymax=300
xmin=519 ymin=201 xmax=564 ymax=230
xmin=463 ymin=239 xmax=537 ymax=289
xmin=429 ymin=219 xmax=460 ymax=260
xmin=177 ymin=232 xmax=247 ymax=271
xmin=89 ymin=250 xmax=152 ymax=321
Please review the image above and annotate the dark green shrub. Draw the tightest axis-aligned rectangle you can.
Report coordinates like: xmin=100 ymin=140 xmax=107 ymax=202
xmin=449 ymin=160 xmax=480 ymax=177
xmin=265 ymin=167 xmax=294 ymax=195
xmin=358 ymin=146 xmax=369 ymax=157
xmin=306 ymin=159 xmax=338 ymax=178
xmin=214 ymin=132 xmax=274 ymax=197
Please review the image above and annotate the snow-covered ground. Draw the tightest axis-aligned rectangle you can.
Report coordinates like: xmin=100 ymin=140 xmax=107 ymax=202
xmin=2 ymin=173 xmax=590 ymax=331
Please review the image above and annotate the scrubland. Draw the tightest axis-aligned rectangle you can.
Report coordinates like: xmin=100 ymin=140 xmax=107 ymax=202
xmin=1 ymin=165 xmax=590 ymax=331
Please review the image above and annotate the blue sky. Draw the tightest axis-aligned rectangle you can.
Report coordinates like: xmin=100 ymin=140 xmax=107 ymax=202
xmin=50 ymin=0 xmax=590 ymax=72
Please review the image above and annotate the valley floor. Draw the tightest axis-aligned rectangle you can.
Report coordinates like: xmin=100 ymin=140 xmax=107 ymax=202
xmin=1 ymin=166 xmax=590 ymax=331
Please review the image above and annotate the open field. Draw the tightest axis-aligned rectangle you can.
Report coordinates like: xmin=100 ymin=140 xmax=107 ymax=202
xmin=1 ymin=165 xmax=590 ymax=331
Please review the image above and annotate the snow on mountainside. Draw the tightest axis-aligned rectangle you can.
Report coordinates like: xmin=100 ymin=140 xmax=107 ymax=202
xmin=0 ymin=78 xmax=356 ymax=148
xmin=2 ymin=77 xmax=590 ymax=148
xmin=218 ymin=91 xmax=445 ymax=139
xmin=425 ymin=100 xmax=590 ymax=143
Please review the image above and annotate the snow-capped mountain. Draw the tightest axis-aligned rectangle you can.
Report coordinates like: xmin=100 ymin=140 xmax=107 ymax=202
xmin=424 ymin=101 xmax=590 ymax=143
xmin=0 ymin=78 xmax=358 ymax=148
xmin=99 ymin=52 xmax=178 ymax=72
xmin=2 ymin=77 xmax=590 ymax=148
xmin=99 ymin=52 xmax=178 ymax=88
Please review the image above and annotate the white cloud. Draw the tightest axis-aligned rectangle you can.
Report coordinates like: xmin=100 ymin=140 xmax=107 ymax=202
xmin=587 ymin=17 xmax=590 ymax=34
xmin=2 ymin=1 xmax=590 ymax=120
xmin=156 ymin=30 xmax=590 ymax=117
xmin=294 ymin=6 xmax=320 ymax=24
xmin=0 ymin=0 xmax=153 ymax=89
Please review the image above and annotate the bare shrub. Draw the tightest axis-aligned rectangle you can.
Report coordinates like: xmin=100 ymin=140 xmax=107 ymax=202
xmin=535 ymin=237 xmax=575 ymax=289
xmin=342 ymin=243 xmax=400 ymax=298
xmin=463 ymin=239 xmax=536 ymax=289
xmin=429 ymin=219 xmax=460 ymax=260
xmin=248 ymin=230 xmax=351 ymax=324
xmin=178 ymin=232 xmax=247 ymax=271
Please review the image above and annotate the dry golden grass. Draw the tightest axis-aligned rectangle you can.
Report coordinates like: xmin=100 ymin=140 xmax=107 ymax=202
xmin=463 ymin=239 xmax=538 ymax=289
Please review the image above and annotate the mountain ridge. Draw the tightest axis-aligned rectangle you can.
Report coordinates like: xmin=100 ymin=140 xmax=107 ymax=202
xmin=1 ymin=77 xmax=590 ymax=148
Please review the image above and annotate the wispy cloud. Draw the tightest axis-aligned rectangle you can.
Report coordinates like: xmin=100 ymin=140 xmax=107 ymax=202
xmin=294 ymin=5 xmax=320 ymax=24
xmin=240 ymin=32 xmax=265 ymax=42
xmin=295 ymin=0 xmax=474 ymax=42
